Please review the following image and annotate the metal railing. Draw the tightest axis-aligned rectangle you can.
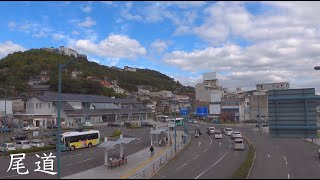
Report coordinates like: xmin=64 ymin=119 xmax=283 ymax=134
xmin=128 ymin=138 xmax=190 ymax=179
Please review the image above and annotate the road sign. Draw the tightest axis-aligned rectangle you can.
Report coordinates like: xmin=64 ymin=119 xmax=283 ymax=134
xmin=180 ymin=109 xmax=188 ymax=116
xmin=196 ymin=107 xmax=208 ymax=117
xmin=268 ymin=88 xmax=319 ymax=138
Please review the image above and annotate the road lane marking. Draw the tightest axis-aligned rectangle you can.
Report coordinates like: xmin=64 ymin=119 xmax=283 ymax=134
xmin=75 ymin=158 xmax=94 ymax=164
xmin=177 ymin=163 xmax=187 ymax=169
xmin=195 ymin=135 xmax=232 ymax=179
xmin=193 ymin=155 xmax=200 ymax=160
xmin=210 ymin=137 xmax=212 ymax=145
xmin=198 ymin=142 xmax=201 ymax=147
xmin=203 ymin=148 xmax=207 ymax=152
xmin=219 ymin=142 xmax=221 ymax=147
xmin=267 ymin=154 xmax=270 ymax=158
xmin=61 ymin=153 xmax=82 ymax=160
xmin=288 ymin=174 xmax=290 ymax=179
xmin=284 ymin=156 xmax=287 ymax=165
xmin=66 ymin=163 xmax=73 ymax=167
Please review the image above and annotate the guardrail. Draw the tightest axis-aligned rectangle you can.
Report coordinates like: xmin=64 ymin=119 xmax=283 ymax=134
xmin=128 ymin=136 xmax=192 ymax=179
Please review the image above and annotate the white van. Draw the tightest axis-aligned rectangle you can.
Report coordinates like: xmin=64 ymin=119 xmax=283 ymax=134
xmin=225 ymin=128 xmax=234 ymax=136
xmin=0 ymin=143 xmax=16 ymax=152
xmin=15 ymin=140 xmax=31 ymax=150
xmin=234 ymin=138 xmax=245 ymax=150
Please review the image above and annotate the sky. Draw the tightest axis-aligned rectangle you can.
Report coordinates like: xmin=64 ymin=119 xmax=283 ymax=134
xmin=1 ymin=1 xmax=320 ymax=93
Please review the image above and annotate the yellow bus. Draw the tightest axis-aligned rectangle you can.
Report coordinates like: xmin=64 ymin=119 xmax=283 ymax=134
xmin=60 ymin=130 xmax=100 ymax=151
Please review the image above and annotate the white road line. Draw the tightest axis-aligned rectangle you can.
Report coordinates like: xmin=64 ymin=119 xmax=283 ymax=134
xmin=75 ymin=158 xmax=94 ymax=164
xmin=219 ymin=142 xmax=221 ymax=147
xmin=66 ymin=163 xmax=73 ymax=167
xmin=203 ymin=148 xmax=207 ymax=152
xmin=284 ymin=156 xmax=288 ymax=165
xmin=193 ymin=155 xmax=200 ymax=160
xmin=267 ymin=154 xmax=270 ymax=158
xmin=177 ymin=163 xmax=187 ymax=169
xmin=61 ymin=153 xmax=82 ymax=160
xmin=0 ymin=174 xmax=23 ymax=179
xmin=288 ymin=174 xmax=290 ymax=179
xmin=195 ymin=135 xmax=232 ymax=179
xmin=210 ymin=137 xmax=212 ymax=145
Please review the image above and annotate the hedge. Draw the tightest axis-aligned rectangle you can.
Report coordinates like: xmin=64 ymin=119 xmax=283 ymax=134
xmin=110 ymin=129 xmax=122 ymax=138
xmin=232 ymin=143 xmax=255 ymax=179
xmin=2 ymin=145 xmax=56 ymax=156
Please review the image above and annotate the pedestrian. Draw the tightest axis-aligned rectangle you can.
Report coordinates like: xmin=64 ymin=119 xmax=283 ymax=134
xmin=150 ymin=145 xmax=154 ymax=157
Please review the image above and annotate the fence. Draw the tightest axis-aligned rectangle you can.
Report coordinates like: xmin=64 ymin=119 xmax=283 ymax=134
xmin=128 ymin=138 xmax=189 ymax=179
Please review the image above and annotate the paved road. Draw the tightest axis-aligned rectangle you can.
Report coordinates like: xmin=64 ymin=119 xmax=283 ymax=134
xmin=153 ymin=123 xmax=248 ymax=179
xmin=0 ymin=126 xmax=152 ymax=179
xmin=239 ymin=126 xmax=320 ymax=179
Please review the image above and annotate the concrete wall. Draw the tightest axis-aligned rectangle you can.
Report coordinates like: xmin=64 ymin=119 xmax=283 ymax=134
xmin=0 ymin=100 xmax=13 ymax=115
xmin=248 ymin=95 xmax=268 ymax=122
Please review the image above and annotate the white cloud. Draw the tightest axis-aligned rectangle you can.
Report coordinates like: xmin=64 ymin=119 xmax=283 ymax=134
xmin=78 ymin=17 xmax=96 ymax=27
xmin=71 ymin=30 xmax=80 ymax=35
xmin=0 ymin=41 xmax=25 ymax=59
xmin=8 ymin=21 xmax=16 ymax=29
xmin=172 ymin=75 xmax=202 ymax=87
xmin=150 ymin=39 xmax=168 ymax=54
xmin=81 ymin=5 xmax=92 ymax=13
xmin=70 ymin=34 xmax=146 ymax=59
xmin=163 ymin=1 xmax=207 ymax=9
xmin=52 ymin=33 xmax=66 ymax=41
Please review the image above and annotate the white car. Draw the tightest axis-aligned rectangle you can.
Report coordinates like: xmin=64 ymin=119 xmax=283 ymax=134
xmin=30 ymin=139 xmax=45 ymax=147
xmin=15 ymin=140 xmax=31 ymax=150
xmin=233 ymin=134 xmax=243 ymax=139
xmin=214 ymin=131 xmax=223 ymax=139
xmin=84 ymin=122 xmax=93 ymax=127
xmin=231 ymin=131 xmax=241 ymax=139
xmin=23 ymin=125 xmax=39 ymax=131
xmin=225 ymin=128 xmax=234 ymax=136
xmin=0 ymin=143 xmax=16 ymax=152
xmin=234 ymin=138 xmax=245 ymax=150
xmin=193 ymin=120 xmax=198 ymax=124
xmin=208 ymin=127 xmax=215 ymax=134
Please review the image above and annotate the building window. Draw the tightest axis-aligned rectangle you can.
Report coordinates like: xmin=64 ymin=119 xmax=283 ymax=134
xmin=48 ymin=103 xmax=50 ymax=109
xmin=39 ymin=103 xmax=42 ymax=109
xmin=36 ymin=103 xmax=38 ymax=109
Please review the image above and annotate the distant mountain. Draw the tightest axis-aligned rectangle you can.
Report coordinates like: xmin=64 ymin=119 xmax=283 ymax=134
xmin=0 ymin=48 xmax=194 ymax=97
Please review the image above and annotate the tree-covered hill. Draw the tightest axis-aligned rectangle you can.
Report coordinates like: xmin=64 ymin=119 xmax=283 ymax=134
xmin=0 ymin=49 xmax=194 ymax=97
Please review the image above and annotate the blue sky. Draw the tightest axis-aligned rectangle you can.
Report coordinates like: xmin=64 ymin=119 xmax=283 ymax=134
xmin=1 ymin=1 xmax=320 ymax=93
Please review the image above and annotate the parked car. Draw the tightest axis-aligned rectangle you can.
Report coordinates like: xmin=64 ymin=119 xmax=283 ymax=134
xmin=225 ymin=128 xmax=234 ymax=136
xmin=231 ymin=131 xmax=241 ymax=139
xmin=124 ymin=122 xmax=133 ymax=128
xmin=30 ymin=139 xmax=45 ymax=148
xmin=214 ymin=130 xmax=223 ymax=139
xmin=47 ymin=125 xmax=58 ymax=129
xmin=0 ymin=127 xmax=13 ymax=133
xmin=11 ymin=133 xmax=28 ymax=141
xmin=0 ymin=143 xmax=16 ymax=152
xmin=234 ymin=138 xmax=245 ymax=150
xmin=84 ymin=122 xmax=93 ymax=127
xmin=207 ymin=127 xmax=215 ymax=135
xmin=15 ymin=140 xmax=31 ymax=150
xmin=23 ymin=125 xmax=39 ymax=131
xmin=141 ymin=122 xmax=154 ymax=127
xmin=44 ymin=131 xmax=57 ymax=138
xmin=108 ymin=122 xmax=120 ymax=127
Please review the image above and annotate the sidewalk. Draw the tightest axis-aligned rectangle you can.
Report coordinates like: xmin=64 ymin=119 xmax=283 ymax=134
xmin=63 ymin=130 xmax=185 ymax=179
xmin=302 ymin=138 xmax=320 ymax=147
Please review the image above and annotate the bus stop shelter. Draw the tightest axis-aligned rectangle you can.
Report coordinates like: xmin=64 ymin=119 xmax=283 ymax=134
xmin=98 ymin=134 xmax=138 ymax=166
xmin=150 ymin=127 xmax=169 ymax=146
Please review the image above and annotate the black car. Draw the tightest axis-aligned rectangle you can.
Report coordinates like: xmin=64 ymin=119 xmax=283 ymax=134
xmin=11 ymin=133 xmax=28 ymax=141
xmin=124 ymin=122 xmax=133 ymax=128
xmin=47 ymin=125 xmax=58 ymax=129
xmin=141 ymin=122 xmax=153 ymax=127
xmin=108 ymin=122 xmax=120 ymax=127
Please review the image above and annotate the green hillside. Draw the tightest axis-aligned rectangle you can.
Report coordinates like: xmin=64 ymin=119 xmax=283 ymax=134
xmin=0 ymin=49 xmax=194 ymax=97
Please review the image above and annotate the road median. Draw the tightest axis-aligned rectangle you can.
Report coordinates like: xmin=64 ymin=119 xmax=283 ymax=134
xmin=232 ymin=135 xmax=256 ymax=179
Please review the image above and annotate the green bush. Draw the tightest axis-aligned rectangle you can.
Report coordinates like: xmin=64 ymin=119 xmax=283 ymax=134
xmin=232 ymin=144 xmax=255 ymax=179
xmin=3 ymin=145 xmax=55 ymax=156
xmin=110 ymin=129 xmax=122 ymax=138
xmin=131 ymin=124 xmax=142 ymax=129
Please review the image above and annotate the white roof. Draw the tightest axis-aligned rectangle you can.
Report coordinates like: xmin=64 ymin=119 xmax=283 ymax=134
xmin=98 ymin=137 xmax=138 ymax=150
xmin=234 ymin=138 xmax=243 ymax=142
xmin=150 ymin=128 xmax=168 ymax=135
xmin=62 ymin=130 xmax=100 ymax=137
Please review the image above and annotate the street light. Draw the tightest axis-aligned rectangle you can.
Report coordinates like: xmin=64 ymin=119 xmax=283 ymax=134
xmin=57 ymin=58 xmax=77 ymax=179
xmin=0 ymin=88 xmax=7 ymax=154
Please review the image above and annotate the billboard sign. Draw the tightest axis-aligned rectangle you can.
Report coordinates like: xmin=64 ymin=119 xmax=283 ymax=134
xmin=196 ymin=107 xmax=208 ymax=116
xmin=180 ymin=109 xmax=188 ymax=116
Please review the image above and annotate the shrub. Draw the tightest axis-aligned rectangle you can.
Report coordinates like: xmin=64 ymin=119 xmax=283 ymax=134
xmin=232 ymin=144 xmax=255 ymax=179
xmin=110 ymin=129 xmax=122 ymax=138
